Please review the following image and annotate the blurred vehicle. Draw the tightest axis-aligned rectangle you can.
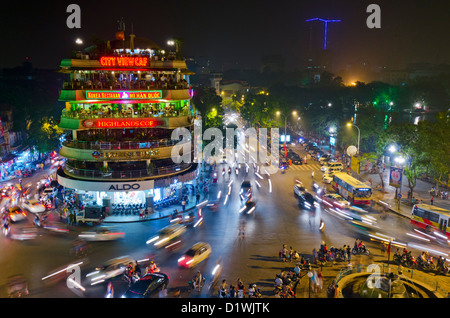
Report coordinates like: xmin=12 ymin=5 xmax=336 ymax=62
xmin=321 ymin=193 xmax=350 ymax=209
xmin=410 ymin=204 xmax=449 ymax=237
xmin=78 ymin=227 xmax=125 ymax=241
xmin=321 ymin=162 xmax=343 ymax=172
xmin=240 ymin=180 xmax=253 ymax=205
xmin=331 ymin=172 xmax=372 ymax=205
xmin=296 ymin=189 xmax=316 ymax=209
xmin=146 ymin=223 xmax=186 ymax=248
xmin=7 ymin=207 xmax=27 ymax=223
xmin=10 ymin=227 xmax=38 ymax=240
xmin=121 ymin=273 xmax=169 ymax=298
xmin=42 ymin=187 xmax=57 ymax=198
xmin=6 ymin=275 xmax=29 ymax=298
xmin=342 ymin=206 xmax=376 ymax=223
xmin=86 ymin=256 xmax=135 ymax=286
xmin=287 ymin=152 xmax=303 ymax=165
xmin=318 ymin=154 xmax=331 ymax=163
xmin=322 ymin=173 xmax=334 ymax=184
xmin=42 ymin=223 xmax=70 ymax=235
xmin=21 ymin=199 xmax=46 ymax=214
xmin=76 ymin=206 xmax=105 ymax=225
xmin=347 ymin=219 xmax=382 ymax=239
xmin=178 ymin=242 xmax=212 ymax=268
xmin=239 ymin=201 xmax=256 ymax=215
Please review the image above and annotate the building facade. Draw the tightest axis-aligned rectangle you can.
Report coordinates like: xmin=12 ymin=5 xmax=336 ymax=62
xmin=56 ymin=35 xmax=198 ymax=214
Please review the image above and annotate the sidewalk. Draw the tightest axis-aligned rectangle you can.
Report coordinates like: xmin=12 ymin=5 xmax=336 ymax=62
xmin=357 ymin=166 xmax=450 ymax=219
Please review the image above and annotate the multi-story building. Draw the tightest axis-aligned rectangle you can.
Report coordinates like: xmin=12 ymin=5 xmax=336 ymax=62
xmin=56 ymin=34 xmax=197 ymax=214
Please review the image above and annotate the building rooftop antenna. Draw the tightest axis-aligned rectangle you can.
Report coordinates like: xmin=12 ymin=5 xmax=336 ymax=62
xmin=305 ymin=18 xmax=341 ymax=50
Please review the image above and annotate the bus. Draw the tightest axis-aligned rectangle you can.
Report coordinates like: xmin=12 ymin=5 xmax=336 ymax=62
xmin=331 ymin=172 xmax=372 ymax=205
xmin=411 ymin=204 xmax=449 ymax=238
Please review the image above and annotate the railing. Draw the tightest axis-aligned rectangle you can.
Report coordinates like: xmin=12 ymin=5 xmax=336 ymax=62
xmin=64 ymin=163 xmax=192 ymax=180
xmin=62 ymin=80 xmax=189 ymax=91
xmin=63 ymin=139 xmax=185 ymax=150
xmin=335 ymin=263 xmax=448 ymax=298
xmin=61 ymin=109 xmax=191 ymax=120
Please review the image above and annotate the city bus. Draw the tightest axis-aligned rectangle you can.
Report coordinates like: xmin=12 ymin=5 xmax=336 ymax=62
xmin=410 ymin=204 xmax=450 ymax=238
xmin=331 ymin=172 xmax=372 ymax=205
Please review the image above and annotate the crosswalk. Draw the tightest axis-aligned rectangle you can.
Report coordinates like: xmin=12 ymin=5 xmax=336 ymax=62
xmin=286 ymin=163 xmax=322 ymax=171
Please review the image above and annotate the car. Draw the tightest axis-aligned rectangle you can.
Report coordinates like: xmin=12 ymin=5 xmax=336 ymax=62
xmin=321 ymin=162 xmax=343 ymax=172
xmin=86 ymin=256 xmax=136 ymax=285
xmin=78 ymin=227 xmax=125 ymax=241
xmin=178 ymin=242 xmax=212 ymax=268
xmin=342 ymin=206 xmax=377 ymax=223
xmin=121 ymin=273 xmax=169 ymax=298
xmin=294 ymin=181 xmax=306 ymax=197
xmin=296 ymin=189 xmax=315 ymax=208
xmin=240 ymin=180 xmax=252 ymax=204
xmin=42 ymin=187 xmax=57 ymax=198
xmin=321 ymin=193 xmax=350 ymax=209
xmin=21 ymin=199 xmax=46 ymax=213
xmin=322 ymin=173 xmax=334 ymax=184
xmin=7 ymin=207 xmax=27 ymax=223
xmin=146 ymin=223 xmax=186 ymax=248
xmin=318 ymin=154 xmax=332 ymax=163
xmin=287 ymin=153 xmax=303 ymax=165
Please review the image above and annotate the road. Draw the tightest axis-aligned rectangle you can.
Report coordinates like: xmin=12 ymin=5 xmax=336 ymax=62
xmin=0 ymin=144 xmax=447 ymax=298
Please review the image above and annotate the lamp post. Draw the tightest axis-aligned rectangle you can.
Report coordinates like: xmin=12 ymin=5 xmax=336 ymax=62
xmin=347 ymin=123 xmax=360 ymax=155
xmin=277 ymin=111 xmax=297 ymax=158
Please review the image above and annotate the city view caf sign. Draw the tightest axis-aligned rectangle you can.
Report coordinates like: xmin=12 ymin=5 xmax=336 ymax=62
xmin=82 ymin=117 xmax=166 ymax=129
xmin=99 ymin=56 xmax=149 ymax=67
xmin=86 ymin=90 xmax=162 ymax=100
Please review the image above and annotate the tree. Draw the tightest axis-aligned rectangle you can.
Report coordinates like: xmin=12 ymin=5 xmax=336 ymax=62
xmin=377 ymin=122 xmax=426 ymax=201
xmin=418 ymin=111 xmax=450 ymax=188
xmin=191 ymin=86 xmax=223 ymax=131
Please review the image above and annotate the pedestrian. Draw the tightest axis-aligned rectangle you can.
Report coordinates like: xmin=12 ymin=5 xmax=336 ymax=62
xmin=317 ymin=270 xmax=323 ymax=291
xmin=182 ymin=198 xmax=186 ymax=211
xmin=196 ymin=192 xmax=200 ymax=205
xmin=346 ymin=245 xmax=351 ymax=261
xmin=431 ymin=196 xmax=434 ymax=205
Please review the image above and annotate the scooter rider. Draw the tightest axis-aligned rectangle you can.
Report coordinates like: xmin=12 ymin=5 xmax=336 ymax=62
xmin=319 ymin=219 xmax=325 ymax=232
xmin=192 ymin=271 xmax=203 ymax=291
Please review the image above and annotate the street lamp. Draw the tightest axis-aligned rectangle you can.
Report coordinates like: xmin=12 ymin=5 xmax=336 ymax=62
xmin=276 ymin=110 xmax=297 ymax=142
xmin=346 ymin=122 xmax=360 ymax=155
xmin=75 ymin=38 xmax=83 ymax=45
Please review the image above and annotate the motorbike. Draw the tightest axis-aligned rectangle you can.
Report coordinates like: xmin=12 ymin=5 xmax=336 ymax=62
xmin=401 ymin=253 xmax=417 ymax=268
xmin=3 ymin=223 xmax=10 ymax=238
xmin=435 ymin=261 xmax=449 ymax=275
xmin=248 ymin=284 xmax=262 ymax=298
xmin=417 ymin=257 xmax=435 ymax=271
xmin=189 ymin=275 xmax=206 ymax=291
xmin=207 ymin=261 xmax=222 ymax=292
xmin=351 ymin=245 xmax=370 ymax=256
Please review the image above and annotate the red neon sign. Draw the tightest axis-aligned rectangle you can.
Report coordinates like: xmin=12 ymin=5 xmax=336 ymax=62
xmin=99 ymin=56 xmax=149 ymax=67
xmin=82 ymin=118 xmax=165 ymax=129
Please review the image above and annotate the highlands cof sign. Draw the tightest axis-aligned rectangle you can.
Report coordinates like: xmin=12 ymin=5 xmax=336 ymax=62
xmin=82 ymin=118 xmax=166 ymax=129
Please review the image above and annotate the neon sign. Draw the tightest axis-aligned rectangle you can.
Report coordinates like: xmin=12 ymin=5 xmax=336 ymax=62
xmin=86 ymin=91 xmax=162 ymax=100
xmin=99 ymin=56 xmax=149 ymax=67
xmin=82 ymin=118 xmax=165 ymax=129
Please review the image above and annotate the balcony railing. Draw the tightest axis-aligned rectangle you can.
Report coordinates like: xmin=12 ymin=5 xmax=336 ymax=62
xmin=61 ymin=108 xmax=191 ymax=120
xmin=64 ymin=163 xmax=192 ymax=180
xmin=63 ymin=139 xmax=185 ymax=150
xmin=62 ymin=80 xmax=189 ymax=91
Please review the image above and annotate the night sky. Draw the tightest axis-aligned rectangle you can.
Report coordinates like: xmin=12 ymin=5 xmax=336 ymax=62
xmin=1 ymin=0 xmax=449 ymax=76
